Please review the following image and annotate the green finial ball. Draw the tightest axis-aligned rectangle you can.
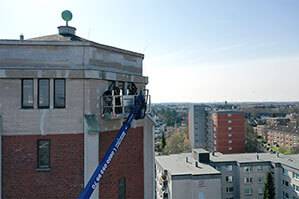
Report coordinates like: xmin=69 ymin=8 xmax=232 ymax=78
xmin=61 ymin=10 xmax=73 ymax=22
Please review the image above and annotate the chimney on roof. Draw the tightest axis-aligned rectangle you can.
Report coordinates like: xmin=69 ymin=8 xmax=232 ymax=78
xmin=197 ymin=149 xmax=210 ymax=164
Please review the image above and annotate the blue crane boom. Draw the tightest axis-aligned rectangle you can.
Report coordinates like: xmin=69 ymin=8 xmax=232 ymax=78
xmin=78 ymin=92 xmax=147 ymax=199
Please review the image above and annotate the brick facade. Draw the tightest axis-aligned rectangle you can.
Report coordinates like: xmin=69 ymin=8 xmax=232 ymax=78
xmin=99 ymin=127 xmax=144 ymax=199
xmin=213 ymin=112 xmax=245 ymax=154
xmin=2 ymin=134 xmax=84 ymax=199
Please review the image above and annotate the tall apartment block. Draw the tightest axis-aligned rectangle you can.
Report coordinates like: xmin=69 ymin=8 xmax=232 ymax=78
xmin=188 ymin=105 xmax=245 ymax=154
xmin=0 ymin=24 xmax=154 ymax=198
xmin=188 ymin=105 xmax=208 ymax=149
xmin=212 ymin=110 xmax=245 ymax=153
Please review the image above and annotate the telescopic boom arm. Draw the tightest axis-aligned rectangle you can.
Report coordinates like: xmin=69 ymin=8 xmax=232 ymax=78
xmin=78 ymin=93 xmax=147 ymax=199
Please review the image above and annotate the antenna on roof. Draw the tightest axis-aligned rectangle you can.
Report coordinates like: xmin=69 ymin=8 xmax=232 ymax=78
xmin=61 ymin=10 xmax=73 ymax=26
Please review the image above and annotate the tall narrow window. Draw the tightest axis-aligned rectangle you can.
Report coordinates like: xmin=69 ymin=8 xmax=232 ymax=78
xmin=38 ymin=79 xmax=49 ymax=108
xmin=22 ymin=79 xmax=34 ymax=108
xmin=54 ymin=79 xmax=65 ymax=108
xmin=37 ymin=140 xmax=50 ymax=169
xmin=118 ymin=177 xmax=126 ymax=199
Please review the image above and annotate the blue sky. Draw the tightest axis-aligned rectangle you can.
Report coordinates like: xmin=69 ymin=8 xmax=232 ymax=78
xmin=1 ymin=0 xmax=299 ymax=102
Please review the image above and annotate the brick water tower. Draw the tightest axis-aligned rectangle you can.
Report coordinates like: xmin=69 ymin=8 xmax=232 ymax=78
xmin=0 ymin=12 xmax=154 ymax=199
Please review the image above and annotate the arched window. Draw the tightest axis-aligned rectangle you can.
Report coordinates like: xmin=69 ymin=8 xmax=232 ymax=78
xmin=118 ymin=177 xmax=126 ymax=199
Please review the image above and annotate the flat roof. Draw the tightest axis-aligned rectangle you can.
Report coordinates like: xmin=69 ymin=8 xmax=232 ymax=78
xmin=156 ymin=150 xmax=299 ymax=175
xmin=213 ymin=110 xmax=243 ymax=114
xmin=210 ymin=151 xmax=299 ymax=169
xmin=210 ymin=152 xmax=277 ymax=163
xmin=0 ymin=34 xmax=144 ymax=58
xmin=155 ymin=153 xmax=220 ymax=176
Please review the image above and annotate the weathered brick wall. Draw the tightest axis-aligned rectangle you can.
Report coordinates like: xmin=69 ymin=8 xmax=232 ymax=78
xmin=99 ymin=127 xmax=144 ymax=199
xmin=2 ymin=133 xmax=84 ymax=199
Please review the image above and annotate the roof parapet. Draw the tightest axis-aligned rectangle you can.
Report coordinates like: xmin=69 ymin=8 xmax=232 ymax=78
xmin=58 ymin=26 xmax=76 ymax=36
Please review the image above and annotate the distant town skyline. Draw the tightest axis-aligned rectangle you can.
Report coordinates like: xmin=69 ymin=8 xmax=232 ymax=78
xmin=1 ymin=0 xmax=299 ymax=102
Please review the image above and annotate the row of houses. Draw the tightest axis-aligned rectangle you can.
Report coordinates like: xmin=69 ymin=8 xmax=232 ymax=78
xmin=255 ymin=116 xmax=299 ymax=151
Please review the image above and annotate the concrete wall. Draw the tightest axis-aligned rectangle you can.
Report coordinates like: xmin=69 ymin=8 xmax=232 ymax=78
xmin=0 ymin=78 xmax=146 ymax=135
xmin=188 ymin=105 xmax=195 ymax=148
xmin=171 ymin=177 xmax=222 ymax=199
xmin=143 ymin=116 xmax=155 ymax=199
xmin=0 ymin=42 xmax=143 ymax=75
xmin=280 ymin=164 xmax=299 ymax=199
xmin=239 ymin=163 xmax=271 ymax=199
xmin=0 ymin=79 xmax=84 ymax=135
xmin=189 ymin=105 xmax=207 ymax=149
xmin=213 ymin=162 xmax=240 ymax=199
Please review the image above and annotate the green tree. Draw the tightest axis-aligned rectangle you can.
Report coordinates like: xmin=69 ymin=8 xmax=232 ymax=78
xmin=162 ymin=131 xmax=190 ymax=155
xmin=245 ymin=122 xmax=259 ymax=152
xmin=264 ymin=172 xmax=275 ymax=199
xmin=161 ymin=132 xmax=166 ymax=149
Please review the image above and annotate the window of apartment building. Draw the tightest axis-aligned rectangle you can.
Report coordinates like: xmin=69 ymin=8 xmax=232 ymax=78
xmin=228 ymin=127 xmax=232 ymax=131
xmin=22 ymin=79 xmax=34 ymax=108
xmin=37 ymin=140 xmax=50 ymax=169
xmin=228 ymin=133 xmax=232 ymax=137
xmin=228 ymin=120 xmax=232 ymax=123
xmin=257 ymin=165 xmax=263 ymax=171
xmin=283 ymin=180 xmax=289 ymax=186
xmin=162 ymin=192 xmax=168 ymax=199
xmin=38 ymin=79 xmax=50 ymax=108
xmin=258 ymin=176 xmax=263 ymax=183
xmin=244 ymin=177 xmax=253 ymax=183
xmin=244 ymin=187 xmax=253 ymax=195
xmin=226 ymin=176 xmax=233 ymax=183
xmin=283 ymin=168 xmax=289 ymax=176
xmin=54 ymin=79 xmax=65 ymax=108
xmin=244 ymin=166 xmax=252 ymax=172
xmin=258 ymin=188 xmax=263 ymax=195
xmin=293 ymin=172 xmax=299 ymax=180
xmin=293 ymin=184 xmax=299 ymax=192
xmin=118 ymin=177 xmax=126 ymax=199
xmin=226 ymin=186 xmax=234 ymax=193
xmin=283 ymin=191 xmax=289 ymax=199
xmin=228 ymin=140 xmax=232 ymax=144
xmin=198 ymin=192 xmax=205 ymax=199
xmin=223 ymin=165 xmax=233 ymax=171
xmin=228 ymin=147 xmax=232 ymax=151
xmin=227 ymin=113 xmax=232 ymax=117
